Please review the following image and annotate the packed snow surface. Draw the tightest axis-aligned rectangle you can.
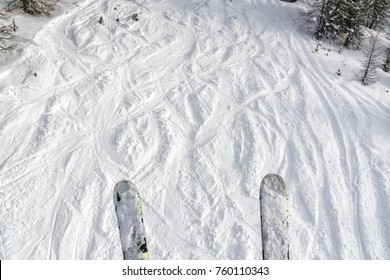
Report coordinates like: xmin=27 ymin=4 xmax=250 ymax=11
xmin=0 ymin=0 xmax=389 ymax=259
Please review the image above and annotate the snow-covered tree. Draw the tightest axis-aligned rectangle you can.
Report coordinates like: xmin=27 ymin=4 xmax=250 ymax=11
xmin=7 ymin=0 xmax=57 ymax=16
xmin=303 ymin=0 xmax=340 ymax=41
xmin=359 ymin=32 xmax=384 ymax=85
xmin=364 ymin=0 xmax=390 ymax=30
xmin=303 ymin=0 xmax=366 ymax=48
xmin=0 ymin=10 xmax=17 ymax=51
xmin=383 ymin=48 xmax=390 ymax=72
xmin=341 ymin=0 xmax=365 ymax=48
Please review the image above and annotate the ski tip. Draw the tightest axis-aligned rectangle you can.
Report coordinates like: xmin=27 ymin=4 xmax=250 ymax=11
xmin=260 ymin=173 xmax=287 ymax=196
xmin=261 ymin=174 xmax=286 ymax=185
xmin=262 ymin=173 xmax=285 ymax=181
xmin=114 ymin=180 xmax=139 ymax=194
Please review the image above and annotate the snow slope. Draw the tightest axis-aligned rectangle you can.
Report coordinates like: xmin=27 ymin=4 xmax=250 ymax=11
xmin=0 ymin=0 xmax=389 ymax=259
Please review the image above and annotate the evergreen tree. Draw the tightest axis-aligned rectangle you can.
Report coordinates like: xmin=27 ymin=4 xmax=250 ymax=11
xmin=341 ymin=0 xmax=365 ymax=48
xmin=303 ymin=0 xmax=367 ymax=48
xmin=0 ymin=10 xmax=17 ymax=51
xmin=364 ymin=0 xmax=390 ymax=30
xmin=304 ymin=0 xmax=350 ymax=41
xmin=359 ymin=32 xmax=384 ymax=85
xmin=7 ymin=0 xmax=57 ymax=16
xmin=383 ymin=49 xmax=390 ymax=72
xmin=304 ymin=0 xmax=339 ymax=41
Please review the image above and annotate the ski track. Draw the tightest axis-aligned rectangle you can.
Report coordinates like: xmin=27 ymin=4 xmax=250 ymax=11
xmin=0 ymin=0 xmax=389 ymax=259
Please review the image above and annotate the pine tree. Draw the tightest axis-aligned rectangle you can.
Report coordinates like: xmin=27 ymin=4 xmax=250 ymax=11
xmin=7 ymin=0 xmax=57 ymax=16
xmin=303 ymin=0 xmax=366 ymax=48
xmin=341 ymin=0 xmax=365 ymax=48
xmin=383 ymin=49 xmax=390 ymax=72
xmin=303 ymin=0 xmax=339 ymax=41
xmin=364 ymin=0 xmax=390 ymax=30
xmin=0 ymin=10 xmax=17 ymax=51
xmin=359 ymin=31 xmax=384 ymax=85
xmin=304 ymin=0 xmax=348 ymax=41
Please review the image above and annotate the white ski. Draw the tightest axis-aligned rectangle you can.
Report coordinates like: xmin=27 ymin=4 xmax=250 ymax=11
xmin=113 ymin=180 xmax=149 ymax=260
xmin=260 ymin=174 xmax=289 ymax=260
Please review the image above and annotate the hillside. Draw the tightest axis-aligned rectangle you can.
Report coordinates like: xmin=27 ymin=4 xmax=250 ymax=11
xmin=0 ymin=0 xmax=389 ymax=259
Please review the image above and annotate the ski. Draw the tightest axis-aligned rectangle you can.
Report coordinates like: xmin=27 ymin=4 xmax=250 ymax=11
xmin=260 ymin=174 xmax=289 ymax=260
xmin=113 ymin=180 xmax=149 ymax=260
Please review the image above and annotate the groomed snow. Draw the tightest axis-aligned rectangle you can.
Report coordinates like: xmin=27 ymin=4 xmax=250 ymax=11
xmin=0 ymin=0 xmax=389 ymax=259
